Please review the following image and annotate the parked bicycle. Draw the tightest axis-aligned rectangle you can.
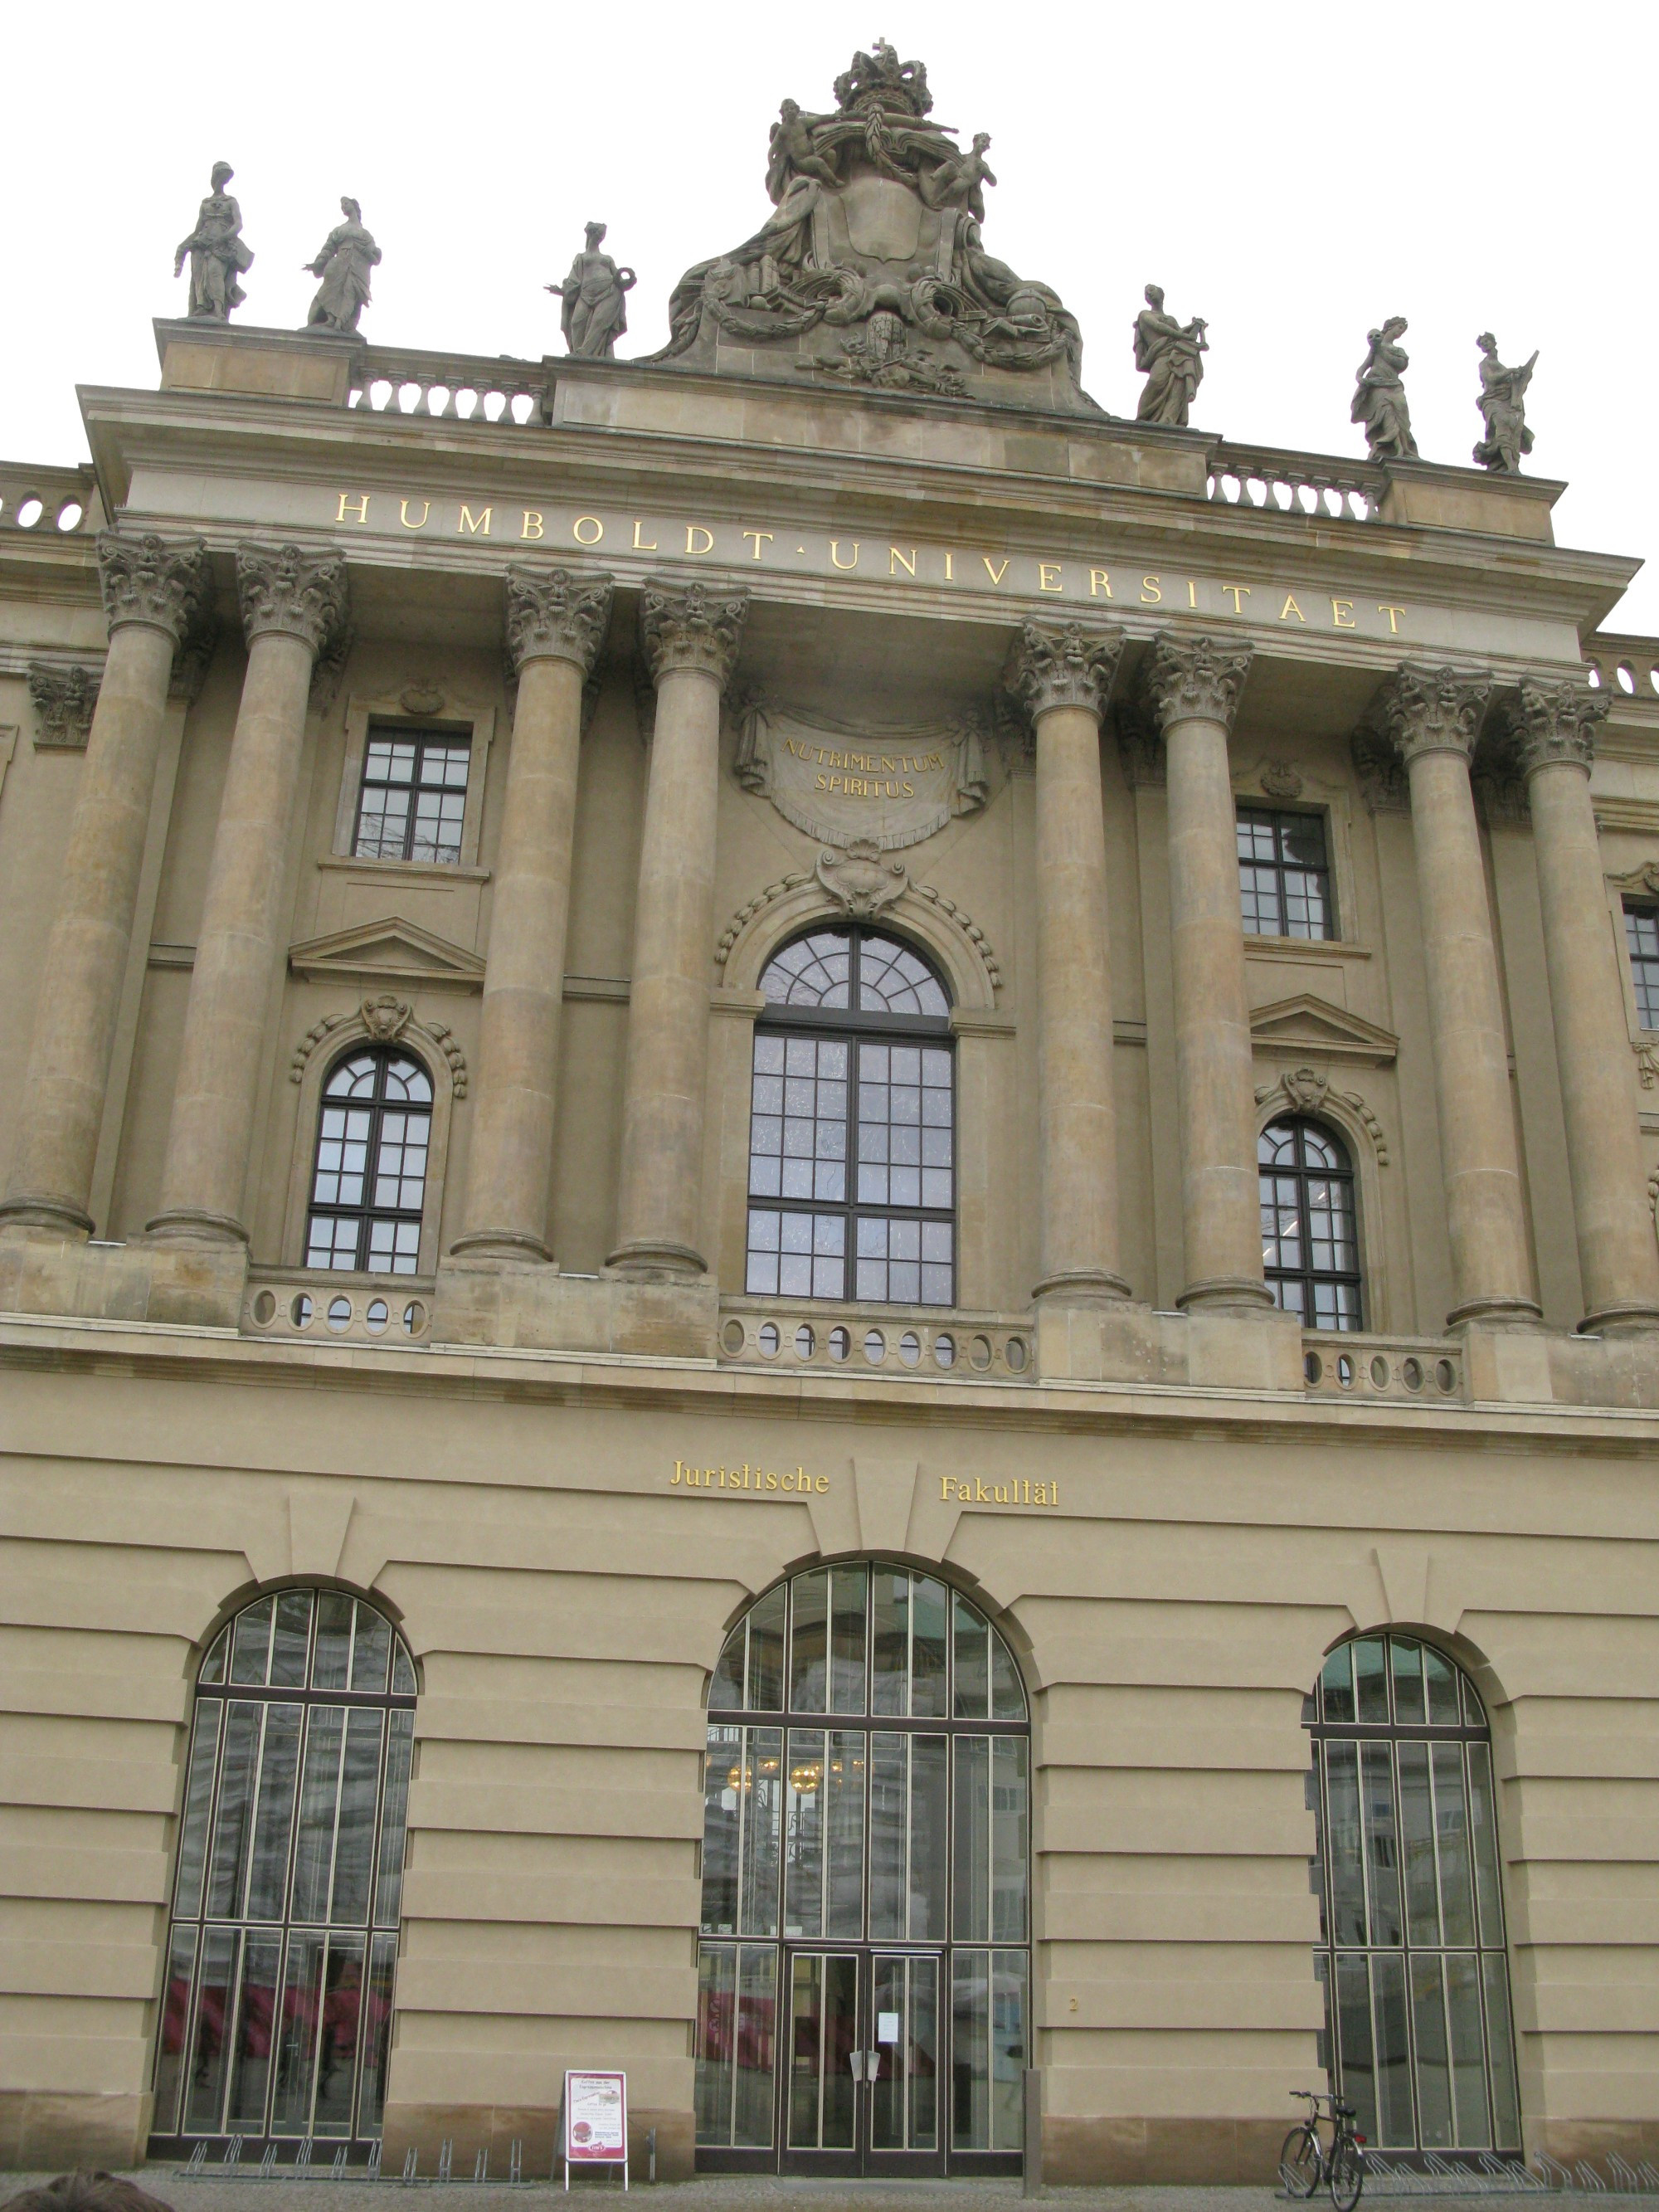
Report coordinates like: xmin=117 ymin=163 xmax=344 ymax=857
xmin=1280 ymin=2088 xmax=1365 ymax=2210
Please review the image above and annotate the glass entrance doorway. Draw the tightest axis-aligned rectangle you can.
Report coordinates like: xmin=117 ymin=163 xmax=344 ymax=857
xmin=695 ymin=1562 xmax=1030 ymax=2175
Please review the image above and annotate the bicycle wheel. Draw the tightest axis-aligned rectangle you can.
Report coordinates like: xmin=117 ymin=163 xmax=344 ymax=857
xmin=1328 ymin=2136 xmax=1364 ymax=2212
xmin=1279 ymin=2124 xmax=1321 ymax=2199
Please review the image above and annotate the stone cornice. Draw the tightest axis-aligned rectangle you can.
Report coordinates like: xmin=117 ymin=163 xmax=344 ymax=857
xmin=97 ymin=530 xmax=213 ymax=646
xmin=1141 ymin=631 xmax=1253 ymax=733
xmin=1513 ymin=675 xmax=1608 ymax=777
xmin=1374 ymin=662 xmax=1491 ymax=767
xmin=1003 ymin=619 xmax=1124 ymax=724
xmin=236 ymin=543 xmax=349 ymax=657
xmin=639 ymin=579 xmax=748 ymax=690
xmin=504 ymin=563 xmax=613 ymax=677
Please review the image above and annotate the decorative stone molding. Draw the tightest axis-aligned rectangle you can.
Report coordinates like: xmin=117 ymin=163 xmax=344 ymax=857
xmin=1002 ymin=619 xmax=1124 ymax=724
xmin=816 ymin=840 xmax=907 ymax=920
xmin=1373 ymin=663 xmax=1491 ymax=767
xmin=1257 ymin=1065 xmax=1389 ymax=1165
xmin=1113 ymin=700 xmax=1166 ymax=789
xmin=1609 ymin=860 xmax=1659 ymax=898
xmin=1350 ymin=727 xmax=1410 ymax=816
xmin=289 ymin=996 xmax=467 ymax=1096
xmin=504 ymin=563 xmax=613 ymax=677
xmin=236 ymin=543 xmax=349 ymax=658
xmin=1511 ymin=675 xmax=1608 ymax=777
xmin=1141 ymin=631 xmax=1253 ymax=733
xmin=909 ymin=882 xmax=1001 ymax=989
xmin=28 ymin=662 xmax=100 ymax=749
xmin=715 ymin=873 xmax=814 ymax=967
xmin=97 ymin=530 xmax=214 ymax=646
xmin=1635 ymin=1040 xmax=1659 ymax=1089
xmin=1648 ymin=1167 xmax=1658 ymax=1225
xmin=715 ymin=873 xmax=1001 ymax=994
xmin=1258 ymin=758 xmax=1304 ymax=800
xmin=400 ymin=680 xmax=446 ymax=716
xmin=640 ymin=579 xmax=748 ymax=690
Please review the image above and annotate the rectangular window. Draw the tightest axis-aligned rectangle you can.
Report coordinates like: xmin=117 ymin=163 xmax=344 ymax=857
xmin=1237 ymin=804 xmax=1335 ymax=939
xmin=1625 ymin=903 xmax=1659 ymax=1029
xmin=353 ymin=727 xmax=470 ymax=865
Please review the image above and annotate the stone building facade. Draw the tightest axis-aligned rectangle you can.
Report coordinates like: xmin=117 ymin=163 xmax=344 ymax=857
xmin=2 ymin=61 xmax=1659 ymax=2186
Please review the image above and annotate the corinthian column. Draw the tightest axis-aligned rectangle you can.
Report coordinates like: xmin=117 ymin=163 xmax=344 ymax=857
xmin=0 ymin=533 xmax=213 ymax=1235
xmin=1515 ymin=679 xmax=1659 ymax=1331
xmin=1142 ymin=632 xmax=1271 ymax=1313
xmin=452 ymin=564 xmax=613 ymax=1262
xmin=1005 ymin=619 xmax=1131 ymax=1304
xmin=1379 ymin=664 xmax=1537 ymax=1326
xmin=608 ymin=581 xmax=747 ymax=1279
xmin=148 ymin=545 xmax=348 ymax=1244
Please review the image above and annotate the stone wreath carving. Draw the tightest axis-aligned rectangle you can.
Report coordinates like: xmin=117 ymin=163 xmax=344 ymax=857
xmin=715 ymin=864 xmax=1000 ymax=990
xmin=289 ymin=996 xmax=468 ymax=1095
xmin=1258 ymin=758 xmax=1304 ymax=800
xmin=1257 ymin=1065 xmax=1389 ymax=1164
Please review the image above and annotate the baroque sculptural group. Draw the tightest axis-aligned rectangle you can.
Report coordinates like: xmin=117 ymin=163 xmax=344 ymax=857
xmin=165 ymin=46 xmax=1540 ymax=470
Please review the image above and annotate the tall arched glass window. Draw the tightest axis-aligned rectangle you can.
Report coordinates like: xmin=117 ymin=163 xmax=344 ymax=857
xmin=150 ymin=1591 xmax=417 ymax=2156
xmin=306 ymin=1050 xmax=432 ymax=1274
xmin=1260 ymin=1115 xmax=1362 ymax=1330
xmin=695 ymin=1562 xmax=1028 ymax=2175
xmin=747 ymin=928 xmax=955 ymax=1308
xmin=1306 ymin=1635 xmax=1520 ymax=2154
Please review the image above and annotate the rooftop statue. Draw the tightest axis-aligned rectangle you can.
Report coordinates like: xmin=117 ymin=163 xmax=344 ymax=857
xmin=649 ymin=38 xmax=1096 ymax=414
xmin=173 ymin=162 xmax=253 ymax=322
xmin=1133 ymin=285 xmax=1207 ymax=427
xmin=1472 ymin=333 xmax=1536 ymax=473
xmin=1351 ymin=316 xmax=1418 ymax=461
xmin=304 ymin=198 xmax=380 ymax=335
xmin=552 ymin=222 xmax=636 ymax=358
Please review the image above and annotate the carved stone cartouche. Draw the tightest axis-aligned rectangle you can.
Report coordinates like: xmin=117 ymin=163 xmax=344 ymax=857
xmin=816 ymin=838 xmax=907 ymax=921
xmin=1374 ymin=663 xmax=1491 ymax=767
xmin=1141 ymin=633 xmax=1253 ymax=733
xmin=504 ymin=565 xmax=614 ymax=675
xmin=1004 ymin=619 xmax=1124 ymax=724
xmin=639 ymin=581 xmax=749 ymax=691
xmin=236 ymin=544 xmax=349 ymax=658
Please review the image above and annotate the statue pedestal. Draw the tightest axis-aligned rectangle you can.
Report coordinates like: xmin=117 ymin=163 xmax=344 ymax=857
xmin=153 ymin=319 xmax=362 ymax=407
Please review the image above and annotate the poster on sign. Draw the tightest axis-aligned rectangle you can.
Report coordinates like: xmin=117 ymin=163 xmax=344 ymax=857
xmin=562 ymin=2070 xmax=627 ymax=2188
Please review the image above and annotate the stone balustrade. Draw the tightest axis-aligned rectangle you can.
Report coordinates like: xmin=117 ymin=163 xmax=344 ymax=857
xmin=245 ymin=1269 xmax=432 ymax=1343
xmin=0 ymin=462 xmax=97 ymax=535
xmin=1204 ymin=441 xmax=1384 ymax=523
xmin=718 ymin=1297 xmax=1035 ymax=1381
xmin=1302 ymin=1331 xmax=1462 ymax=1401
xmin=348 ymin=347 xmax=547 ymax=425
xmin=1584 ymin=634 xmax=1659 ymax=700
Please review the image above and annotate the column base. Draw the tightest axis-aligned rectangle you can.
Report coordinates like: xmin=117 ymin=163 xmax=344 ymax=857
xmin=1447 ymin=1294 xmax=1541 ymax=1330
xmin=145 ymin=1207 xmax=250 ymax=1245
xmin=0 ymin=1194 xmax=94 ymax=1237
xmin=1580 ymin=1300 xmax=1659 ymax=1337
xmin=605 ymin=1239 xmax=708 ymax=1282
xmin=1177 ymin=1274 xmax=1277 ymax=1317
xmin=448 ymin=1229 xmax=554 ymax=1264
xmin=1033 ymin=1268 xmax=1132 ymax=1306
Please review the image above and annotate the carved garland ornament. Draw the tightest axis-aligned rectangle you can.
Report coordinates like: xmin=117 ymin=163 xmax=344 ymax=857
xmin=289 ymin=996 xmax=467 ymax=1095
xmin=1257 ymin=1065 xmax=1389 ymax=1165
xmin=715 ymin=865 xmax=1001 ymax=990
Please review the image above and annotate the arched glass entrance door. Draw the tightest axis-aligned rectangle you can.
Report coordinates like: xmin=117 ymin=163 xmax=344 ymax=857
xmin=695 ymin=1562 xmax=1029 ymax=2175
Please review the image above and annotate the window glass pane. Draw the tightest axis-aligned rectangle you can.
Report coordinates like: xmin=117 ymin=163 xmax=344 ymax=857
xmin=152 ymin=1923 xmax=198 ymax=2133
xmin=1483 ymin=1953 xmax=1522 ymax=2149
xmin=990 ymin=1630 xmax=1026 ymax=1721
xmin=1372 ymin=1949 xmax=1415 ymax=2146
xmin=350 ymin=1605 xmax=392 ymax=1693
xmin=1411 ymin=1951 xmax=1453 ymax=2147
xmin=910 ymin=1575 xmax=949 ymax=1717
xmin=392 ymin=1644 xmax=416 ymax=1698
xmin=173 ymin=1700 xmax=223 ymax=1919
xmin=314 ymin=1592 xmax=354 ymax=1691
xmin=1325 ymin=1741 xmax=1366 ymax=1944
xmin=270 ymin=1931 xmax=327 ymax=2133
xmin=372 ymin=1712 xmax=414 ymax=1928
xmin=740 ymin=1728 xmax=782 ymax=1938
xmin=358 ymin=1931 xmax=399 ymax=2137
xmin=870 ymin=1732 xmax=947 ymax=1942
xmin=1399 ymin=1742 xmax=1439 ymax=1946
xmin=225 ymin=1932 xmax=284 ymax=2130
xmin=311 ymin=1933 xmax=366 ymax=2134
xmin=783 ymin=1727 xmax=826 ymax=1937
xmin=246 ymin=1704 xmax=302 ymax=1921
xmin=952 ymin=1593 xmax=989 ymax=1720
xmin=200 ymin=1628 xmax=229 ymax=1686
xmin=1361 ymin=1742 xmax=1403 ymax=1946
xmin=271 ymin=1591 xmax=312 ymax=1688
xmin=1354 ymin=1637 xmax=1389 ymax=1722
xmin=1433 ymin=1742 xmax=1477 ymax=1946
xmin=747 ymin=1586 xmax=786 ymax=1713
xmin=697 ymin=1942 xmax=779 ymax=2149
xmin=1335 ymin=1952 xmax=1377 ymax=2146
xmin=182 ymin=1926 xmax=239 ymax=2132
xmin=872 ymin=1571 xmax=911 ymax=1718
xmin=991 ymin=1735 xmax=1029 ymax=1942
xmin=1391 ymin=1637 xmax=1426 ymax=1725
xmin=1468 ymin=1742 xmax=1505 ymax=1946
xmin=1446 ymin=1951 xmax=1488 ymax=2146
xmin=1424 ymin=1645 xmax=1461 ymax=1726
xmin=230 ymin=1597 xmax=274 ymax=1685
xmin=953 ymin=1733 xmax=992 ymax=1941
xmin=791 ymin=1570 xmax=829 ymax=1713
xmin=207 ymin=1703 xmax=263 ymax=1917
xmin=330 ymin=1708 xmax=384 ymax=1923
xmin=709 ymin=1623 xmax=747 ymax=1711
xmin=829 ymin=1564 xmax=868 ymax=1713
xmin=292 ymin=1707 xmax=345 ymax=1924
xmin=1321 ymin=1644 xmax=1355 ymax=1723
xmin=951 ymin=1948 xmax=990 ymax=2150
xmin=701 ymin=1726 xmax=743 ymax=1937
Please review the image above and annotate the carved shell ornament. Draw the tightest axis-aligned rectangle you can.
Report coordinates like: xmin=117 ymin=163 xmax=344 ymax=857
xmin=1257 ymin=1066 xmax=1389 ymax=1164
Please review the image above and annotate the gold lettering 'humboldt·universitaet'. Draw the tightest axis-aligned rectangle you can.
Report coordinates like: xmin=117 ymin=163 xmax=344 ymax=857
xmin=330 ymin=491 xmax=1413 ymax=639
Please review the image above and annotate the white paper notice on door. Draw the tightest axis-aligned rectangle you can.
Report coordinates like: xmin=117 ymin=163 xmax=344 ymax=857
xmin=877 ymin=2011 xmax=901 ymax=2045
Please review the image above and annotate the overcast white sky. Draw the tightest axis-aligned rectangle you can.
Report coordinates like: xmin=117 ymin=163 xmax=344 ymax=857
xmin=6 ymin=0 xmax=1654 ymax=628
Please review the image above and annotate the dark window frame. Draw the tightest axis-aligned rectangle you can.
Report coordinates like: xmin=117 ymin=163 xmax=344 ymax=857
xmin=305 ymin=1048 xmax=433 ymax=1277
xmin=747 ymin=928 xmax=956 ymax=1309
xmin=1623 ymin=901 xmax=1659 ymax=1031
xmin=1236 ymin=801 xmax=1337 ymax=942
xmin=351 ymin=722 xmax=473 ymax=867
xmin=1260 ymin=1113 xmax=1364 ymax=1332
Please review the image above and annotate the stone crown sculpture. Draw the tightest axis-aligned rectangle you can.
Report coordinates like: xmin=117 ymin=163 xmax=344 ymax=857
xmin=649 ymin=37 xmax=1096 ymax=415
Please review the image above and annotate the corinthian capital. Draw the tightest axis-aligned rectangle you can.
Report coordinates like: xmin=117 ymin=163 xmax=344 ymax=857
xmin=639 ymin=580 xmax=748 ymax=692
xmin=98 ymin=531 xmax=214 ymax=646
xmin=1141 ymin=631 xmax=1253 ymax=733
xmin=504 ymin=563 xmax=613 ymax=677
xmin=236 ymin=543 xmax=349 ymax=658
xmin=1512 ymin=675 xmax=1607 ymax=777
xmin=1375 ymin=662 xmax=1491 ymax=766
xmin=1004 ymin=619 xmax=1124 ymax=724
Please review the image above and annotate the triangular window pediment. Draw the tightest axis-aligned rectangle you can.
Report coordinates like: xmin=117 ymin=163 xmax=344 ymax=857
xmin=287 ymin=916 xmax=485 ymax=988
xmin=1250 ymin=992 xmax=1399 ymax=1066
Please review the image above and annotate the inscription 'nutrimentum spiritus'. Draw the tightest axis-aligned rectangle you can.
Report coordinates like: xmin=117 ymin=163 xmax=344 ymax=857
xmin=328 ymin=492 xmax=1414 ymax=639
xmin=671 ymin=1459 xmax=830 ymax=1493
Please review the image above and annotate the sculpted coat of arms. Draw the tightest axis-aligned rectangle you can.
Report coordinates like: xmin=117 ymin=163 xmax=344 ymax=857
xmin=649 ymin=40 xmax=1096 ymax=414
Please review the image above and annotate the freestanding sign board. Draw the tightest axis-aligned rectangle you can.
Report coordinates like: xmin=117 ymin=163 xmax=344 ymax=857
xmin=562 ymin=2070 xmax=627 ymax=2189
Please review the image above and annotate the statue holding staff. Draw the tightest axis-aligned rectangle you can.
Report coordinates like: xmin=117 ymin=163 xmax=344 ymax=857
xmin=173 ymin=162 xmax=252 ymax=322
xmin=1472 ymin=333 xmax=1536 ymax=473
xmin=550 ymin=223 xmax=636 ymax=359
xmin=1351 ymin=316 xmax=1418 ymax=460
xmin=304 ymin=199 xmax=380 ymax=334
xmin=1133 ymin=284 xmax=1208 ymax=426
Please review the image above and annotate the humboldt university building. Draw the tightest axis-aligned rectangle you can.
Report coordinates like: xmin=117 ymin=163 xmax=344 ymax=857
xmin=1 ymin=44 xmax=1657 ymax=2189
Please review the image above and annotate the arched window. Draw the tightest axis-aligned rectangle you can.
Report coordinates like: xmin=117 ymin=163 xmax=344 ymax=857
xmin=1306 ymin=1634 xmax=1520 ymax=2154
xmin=696 ymin=1562 xmax=1028 ymax=2175
xmin=1260 ymin=1115 xmax=1362 ymax=1330
xmin=306 ymin=1050 xmax=433 ymax=1274
xmin=747 ymin=928 xmax=955 ymax=1308
xmin=150 ymin=1591 xmax=417 ymax=2156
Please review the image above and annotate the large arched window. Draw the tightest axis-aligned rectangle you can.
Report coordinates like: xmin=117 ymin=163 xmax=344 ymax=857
xmin=306 ymin=1050 xmax=432 ymax=1274
xmin=1260 ymin=1116 xmax=1362 ymax=1330
xmin=150 ymin=1591 xmax=417 ymax=2156
xmin=696 ymin=1562 xmax=1028 ymax=2175
xmin=747 ymin=928 xmax=955 ymax=1308
xmin=1306 ymin=1635 xmax=1520 ymax=2155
